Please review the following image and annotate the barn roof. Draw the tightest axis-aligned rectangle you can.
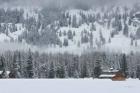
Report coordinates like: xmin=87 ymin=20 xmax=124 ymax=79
xmin=99 ymin=74 xmax=115 ymax=78
xmin=99 ymin=68 xmax=119 ymax=78
xmin=102 ymin=69 xmax=119 ymax=73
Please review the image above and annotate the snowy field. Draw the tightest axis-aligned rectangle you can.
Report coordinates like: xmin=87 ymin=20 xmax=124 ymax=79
xmin=0 ymin=79 xmax=139 ymax=93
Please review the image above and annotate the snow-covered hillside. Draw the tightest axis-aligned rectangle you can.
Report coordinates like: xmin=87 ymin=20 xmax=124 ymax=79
xmin=0 ymin=79 xmax=139 ymax=93
xmin=0 ymin=5 xmax=140 ymax=54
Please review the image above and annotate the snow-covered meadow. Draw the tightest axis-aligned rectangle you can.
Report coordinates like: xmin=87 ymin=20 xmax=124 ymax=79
xmin=0 ymin=79 xmax=139 ymax=93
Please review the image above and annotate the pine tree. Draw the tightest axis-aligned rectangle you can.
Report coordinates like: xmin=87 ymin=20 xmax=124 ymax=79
xmin=128 ymin=19 xmax=132 ymax=25
xmin=121 ymin=54 xmax=128 ymax=78
xmin=72 ymin=15 xmax=78 ymax=28
xmin=10 ymin=53 xmax=21 ymax=78
xmin=136 ymin=66 xmax=140 ymax=79
xmin=48 ymin=62 xmax=55 ymax=78
xmin=136 ymin=27 xmax=140 ymax=39
xmin=89 ymin=32 xmax=93 ymax=47
xmin=131 ymin=38 xmax=134 ymax=46
xmin=123 ymin=24 xmax=129 ymax=37
xmin=0 ymin=56 xmax=5 ymax=71
xmin=56 ymin=65 xmax=65 ymax=78
xmin=73 ymin=70 xmax=79 ymax=78
xmin=94 ymin=58 xmax=102 ymax=78
xmin=63 ymin=31 xmax=67 ymax=36
xmin=63 ymin=38 xmax=69 ymax=47
xmin=26 ymin=50 xmax=34 ymax=78
xmin=117 ymin=21 xmax=122 ymax=31
xmin=100 ymin=31 xmax=106 ymax=45
xmin=135 ymin=41 xmax=138 ymax=47
xmin=108 ymin=37 xmax=111 ymax=43
xmin=67 ymin=30 xmax=73 ymax=40
xmin=0 ymin=56 xmax=8 ymax=78
xmin=59 ymin=30 xmax=62 ymax=37
xmin=81 ymin=62 xmax=88 ymax=78
xmin=17 ymin=52 xmax=23 ymax=77
xmin=64 ymin=66 xmax=69 ymax=78
xmin=73 ymin=31 xmax=76 ymax=36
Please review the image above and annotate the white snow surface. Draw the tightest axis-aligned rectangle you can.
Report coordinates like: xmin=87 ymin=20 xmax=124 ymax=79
xmin=0 ymin=79 xmax=139 ymax=93
xmin=0 ymin=33 xmax=10 ymax=42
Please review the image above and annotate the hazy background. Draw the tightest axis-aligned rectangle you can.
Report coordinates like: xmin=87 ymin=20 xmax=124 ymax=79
xmin=0 ymin=0 xmax=140 ymax=9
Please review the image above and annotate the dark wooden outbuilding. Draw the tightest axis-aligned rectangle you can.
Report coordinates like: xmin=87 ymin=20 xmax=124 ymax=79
xmin=112 ymin=71 xmax=126 ymax=81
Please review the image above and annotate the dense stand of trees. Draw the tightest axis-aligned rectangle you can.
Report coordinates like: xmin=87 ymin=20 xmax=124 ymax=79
xmin=0 ymin=6 xmax=140 ymax=49
xmin=0 ymin=6 xmax=140 ymax=79
xmin=0 ymin=50 xmax=140 ymax=79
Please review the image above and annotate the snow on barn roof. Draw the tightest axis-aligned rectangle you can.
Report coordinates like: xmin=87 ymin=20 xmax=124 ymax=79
xmin=99 ymin=74 xmax=115 ymax=78
xmin=102 ymin=69 xmax=119 ymax=73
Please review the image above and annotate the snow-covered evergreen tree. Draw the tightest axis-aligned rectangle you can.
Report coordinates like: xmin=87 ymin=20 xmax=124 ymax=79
xmin=26 ymin=50 xmax=34 ymax=78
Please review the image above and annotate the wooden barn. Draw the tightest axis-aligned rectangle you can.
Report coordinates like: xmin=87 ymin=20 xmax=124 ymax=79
xmin=99 ymin=68 xmax=126 ymax=81
xmin=112 ymin=71 xmax=126 ymax=81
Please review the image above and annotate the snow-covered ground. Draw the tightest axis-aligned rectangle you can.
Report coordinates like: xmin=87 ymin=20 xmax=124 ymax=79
xmin=0 ymin=79 xmax=139 ymax=93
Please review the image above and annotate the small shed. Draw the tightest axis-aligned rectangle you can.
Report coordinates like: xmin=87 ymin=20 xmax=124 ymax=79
xmin=112 ymin=71 xmax=126 ymax=81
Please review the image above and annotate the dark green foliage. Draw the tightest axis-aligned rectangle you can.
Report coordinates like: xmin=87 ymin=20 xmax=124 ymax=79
xmin=73 ymin=31 xmax=76 ymax=36
xmin=41 ymin=7 xmax=61 ymax=26
xmin=0 ymin=56 xmax=8 ymax=78
xmin=48 ymin=62 xmax=55 ymax=78
xmin=0 ymin=50 xmax=140 ymax=79
xmin=63 ymin=38 xmax=69 ymax=47
xmin=136 ymin=27 xmax=140 ymax=39
xmin=136 ymin=66 xmax=140 ymax=79
xmin=89 ymin=32 xmax=93 ymax=47
xmin=94 ymin=59 xmax=102 ymax=78
xmin=81 ymin=35 xmax=89 ymax=43
xmin=59 ymin=13 xmax=68 ymax=27
xmin=0 ymin=8 xmax=24 ymax=24
xmin=68 ymin=30 xmax=73 ymax=40
xmin=56 ymin=65 xmax=65 ymax=78
xmin=117 ymin=21 xmax=122 ymax=31
xmin=123 ymin=24 xmax=129 ymax=37
xmin=121 ymin=54 xmax=128 ymax=77
xmin=10 ymin=53 xmax=21 ymax=78
xmin=0 ymin=56 xmax=5 ymax=71
xmin=26 ymin=50 xmax=34 ymax=78
xmin=81 ymin=62 xmax=88 ymax=78
xmin=100 ymin=31 xmax=106 ymax=45
xmin=72 ymin=15 xmax=79 ymax=28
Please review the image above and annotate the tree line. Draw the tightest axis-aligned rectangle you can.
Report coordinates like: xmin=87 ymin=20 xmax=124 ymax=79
xmin=0 ymin=50 xmax=140 ymax=79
